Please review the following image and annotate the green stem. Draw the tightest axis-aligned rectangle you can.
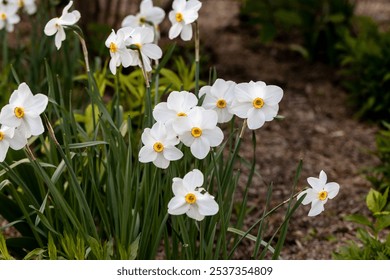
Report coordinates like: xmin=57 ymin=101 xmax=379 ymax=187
xmin=194 ymin=21 xmax=200 ymax=96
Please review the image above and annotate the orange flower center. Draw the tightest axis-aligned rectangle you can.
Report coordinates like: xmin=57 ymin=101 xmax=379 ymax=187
xmin=185 ymin=193 xmax=196 ymax=204
xmin=175 ymin=13 xmax=183 ymax=22
xmin=14 ymin=107 xmax=25 ymax=118
xmin=0 ymin=132 xmax=4 ymax=141
xmin=191 ymin=127 xmax=202 ymax=138
xmin=252 ymin=97 xmax=264 ymax=109
xmin=318 ymin=190 xmax=328 ymax=201
xmin=216 ymin=99 xmax=227 ymax=108
xmin=153 ymin=142 xmax=164 ymax=153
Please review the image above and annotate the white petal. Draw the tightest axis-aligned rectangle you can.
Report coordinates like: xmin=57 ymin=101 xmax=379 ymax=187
xmin=325 ymin=182 xmax=340 ymax=199
xmin=169 ymin=23 xmax=182 ymax=39
xmin=263 ymin=85 xmax=283 ymax=105
xmin=172 ymin=179 xmax=187 ymax=196
xmin=109 ymin=57 xmax=117 ymax=75
xmin=308 ymin=200 xmax=325 ymax=217
xmin=0 ymin=141 xmax=10 ymax=162
xmin=202 ymin=127 xmax=223 ymax=147
xmin=183 ymin=169 xmax=204 ymax=189
xmin=10 ymin=83 xmax=32 ymax=105
xmin=319 ymin=170 xmax=328 ymax=185
xmin=230 ymin=100 xmax=252 ymax=118
xmin=200 ymin=109 xmax=218 ymax=130
xmin=172 ymin=117 xmax=192 ymax=136
xmin=163 ymin=146 xmax=183 ymax=161
xmin=262 ymin=104 xmax=279 ymax=121
xmin=142 ymin=44 xmax=162 ymax=60
xmin=0 ymin=105 xmax=21 ymax=128
xmin=186 ymin=0 xmax=202 ymax=12
xmin=54 ymin=28 xmax=65 ymax=49
xmin=168 ymin=196 xmax=189 ymax=215
xmin=153 ymin=103 xmax=176 ymax=124
xmin=190 ymin=137 xmax=210 ymax=159
xmin=141 ymin=128 xmax=155 ymax=146
xmin=235 ymin=82 xmax=254 ymax=102
xmin=297 ymin=189 xmax=316 ymax=205
xmin=167 ymin=91 xmax=198 ymax=112
xmin=24 ymin=115 xmax=44 ymax=136
xmin=153 ymin=154 xmax=170 ymax=169
xmin=196 ymin=194 xmax=219 ymax=216
xmin=247 ymin=108 xmax=265 ymax=130
xmin=186 ymin=205 xmax=204 ymax=221
xmin=25 ymin=94 xmax=48 ymax=116
xmin=146 ymin=7 xmax=165 ymax=25
xmin=180 ymin=24 xmax=193 ymax=41
xmin=8 ymin=128 xmax=27 ymax=150
xmin=217 ymin=108 xmax=233 ymax=123
xmin=307 ymin=177 xmax=324 ymax=192
xmin=199 ymin=85 xmax=211 ymax=98
xmin=44 ymin=18 xmax=59 ymax=36
xmin=139 ymin=145 xmax=157 ymax=163
xmin=121 ymin=15 xmax=138 ymax=28
xmin=173 ymin=0 xmax=186 ymax=12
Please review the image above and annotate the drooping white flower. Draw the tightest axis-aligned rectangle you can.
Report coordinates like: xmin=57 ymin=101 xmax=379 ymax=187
xmin=0 ymin=3 xmax=20 ymax=32
xmin=168 ymin=0 xmax=202 ymax=41
xmin=105 ymin=27 xmax=134 ymax=75
xmin=122 ymin=0 xmax=165 ymax=28
xmin=0 ymin=125 xmax=28 ymax=162
xmin=8 ymin=0 xmax=37 ymax=15
xmin=127 ymin=26 xmax=162 ymax=72
xmin=43 ymin=1 xmax=80 ymax=50
xmin=230 ymin=81 xmax=283 ymax=130
xmin=200 ymin=79 xmax=236 ymax=123
xmin=297 ymin=170 xmax=340 ymax=217
xmin=153 ymin=90 xmax=198 ymax=126
xmin=168 ymin=169 xmax=219 ymax=221
xmin=139 ymin=122 xmax=183 ymax=169
xmin=173 ymin=106 xmax=224 ymax=160
xmin=0 ymin=82 xmax=48 ymax=138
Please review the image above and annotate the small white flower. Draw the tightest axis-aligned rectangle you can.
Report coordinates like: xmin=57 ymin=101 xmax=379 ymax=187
xmin=173 ymin=106 xmax=224 ymax=160
xmin=122 ymin=0 xmax=165 ymax=28
xmin=297 ymin=170 xmax=340 ymax=217
xmin=43 ymin=1 xmax=81 ymax=50
xmin=8 ymin=0 xmax=37 ymax=15
xmin=230 ymin=81 xmax=283 ymax=130
xmin=139 ymin=122 xmax=183 ymax=169
xmin=200 ymin=79 xmax=236 ymax=123
xmin=0 ymin=125 xmax=28 ymax=162
xmin=153 ymin=90 xmax=198 ymax=126
xmin=168 ymin=0 xmax=202 ymax=41
xmin=0 ymin=3 xmax=20 ymax=32
xmin=168 ymin=169 xmax=219 ymax=221
xmin=127 ymin=26 xmax=162 ymax=72
xmin=105 ymin=27 xmax=134 ymax=75
xmin=0 ymin=82 xmax=48 ymax=138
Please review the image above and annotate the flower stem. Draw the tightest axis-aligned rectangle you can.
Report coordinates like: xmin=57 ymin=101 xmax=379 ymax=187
xmin=74 ymin=31 xmax=90 ymax=73
xmin=194 ymin=21 xmax=200 ymax=96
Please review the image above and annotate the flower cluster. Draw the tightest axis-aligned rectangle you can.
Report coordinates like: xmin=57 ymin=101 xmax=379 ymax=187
xmin=0 ymin=0 xmax=37 ymax=33
xmin=0 ymin=83 xmax=48 ymax=162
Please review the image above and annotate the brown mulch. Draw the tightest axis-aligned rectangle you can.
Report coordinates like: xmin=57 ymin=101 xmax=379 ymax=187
xmin=198 ymin=0 xmax=384 ymax=259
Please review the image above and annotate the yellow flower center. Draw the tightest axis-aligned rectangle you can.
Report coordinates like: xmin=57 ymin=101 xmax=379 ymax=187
xmin=216 ymin=99 xmax=227 ymax=108
xmin=18 ymin=0 xmax=25 ymax=8
xmin=177 ymin=112 xmax=187 ymax=117
xmin=109 ymin=42 xmax=118 ymax=53
xmin=0 ymin=13 xmax=6 ymax=20
xmin=175 ymin=12 xmax=183 ymax=22
xmin=14 ymin=107 xmax=25 ymax=118
xmin=139 ymin=17 xmax=146 ymax=24
xmin=191 ymin=127 xmax=202 ymax=138
xmin=134 ymin=43 xmax=142 ymax=49
xmin=318 ymin=190 xmax=328 ymax=201
xmin=252 ymin=97 xmax=264 ymax=109
xmin=153 ymin=142 xmax=164 ymax=153
xmin=185 ymin=193 xmax=196 ymax=204
xmin=0 ymin=132 xmax=4 ymax=141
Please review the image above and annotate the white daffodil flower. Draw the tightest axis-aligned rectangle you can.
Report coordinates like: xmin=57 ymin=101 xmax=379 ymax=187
xmin=168 ymin=169 xmax=219 ymax=221
xmin=297 ymin=170 xmax=340 ymax=217
xmin=44 ymin=1 xmax=80 ymax=50
xmin=173 ymin=106 xmax=224 ymax=160
xmin=168 ymin=0 xmax=202 ymax=41
xmin=127 ymin=26 xmax=162 ymax=72
xmin=8 ymin=0 xmax=37 ymax=15
xmin=0 ymin=3 xmax=20 ymax=32
xmin=230 ymin=81 xmax=283 ymax=130
xmin=0 ymin=83 xmax=48 ymax=138
xmin=200 ymin=78 xmax=236 ymax=123
xmin=122 ymin=0 xmax=165 ymax=28
xmin=139 ymin=122 xmax=183 ymax=169
xmin=105 ymin=27 xmax=134 ymax=75
xmin=153 ymin=90 xmax=198 ymax=126
xmin=0 ymin=125 xmax=28 ymax=162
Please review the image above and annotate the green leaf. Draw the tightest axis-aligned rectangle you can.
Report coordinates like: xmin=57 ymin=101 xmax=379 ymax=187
xmin=68 ymin=141 xmax=108 ymax=149
xmin=344 ymin=214 xmax=373 ymax=227
xmin=23 ymin=248 xmax=46 ymax=260
xmin=366 ymin=188 xmax=387 ymax=213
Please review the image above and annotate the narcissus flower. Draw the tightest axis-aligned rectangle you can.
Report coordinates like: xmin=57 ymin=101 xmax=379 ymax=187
xmin=153 ymin=91 xmax=198 ymax=126
xmin=0 ymin=126 xmax=28 ymax=162
xmin=105 ymin=27 xmax=133 ymax=75
xmin=139 ymin=122 xmax=183 ymax=169
xmin=127 ymin=26 xmax=162 ymax=72
xmin=44 ymin=1 xmax=80 ymax=50
xmin=122 ymin=0 xmax=165 ymax=28
xmin=173 ymin=106 xmax=224 ymax=160
xmin=0 ymin=83 xmax=48 ymax=138
xmin=168 ymin=169 xmax=219 ymax=221
xmin=200 ymin=79 xmax=236 ymax=123
xmin=168 ymin=0 xmax=202 ymax=41
xmin=297 ymin=170 xmax=340 ymax=217
xmin=0 ymin=3 xmax=20 ymax=32
xmin=230 ymin=81 xmax=283 ymax=130
xmin=8 ymin=0 xmax=37 ymax=15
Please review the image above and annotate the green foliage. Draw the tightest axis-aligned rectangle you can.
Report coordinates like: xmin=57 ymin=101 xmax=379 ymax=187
xmin=333 ymin=188 xmax=390 ymax=259
xmin=240 ymin=0 xmax=354 ymax=63
xmin=337 ymin=17 xmax=390 ymax=122
xmin=366 ymin=123 xmax=390 ymax=197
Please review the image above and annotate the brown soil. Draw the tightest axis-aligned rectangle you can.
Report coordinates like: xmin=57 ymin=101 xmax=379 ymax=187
xmin=198 ymin=0 xmax=386 ymax=259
